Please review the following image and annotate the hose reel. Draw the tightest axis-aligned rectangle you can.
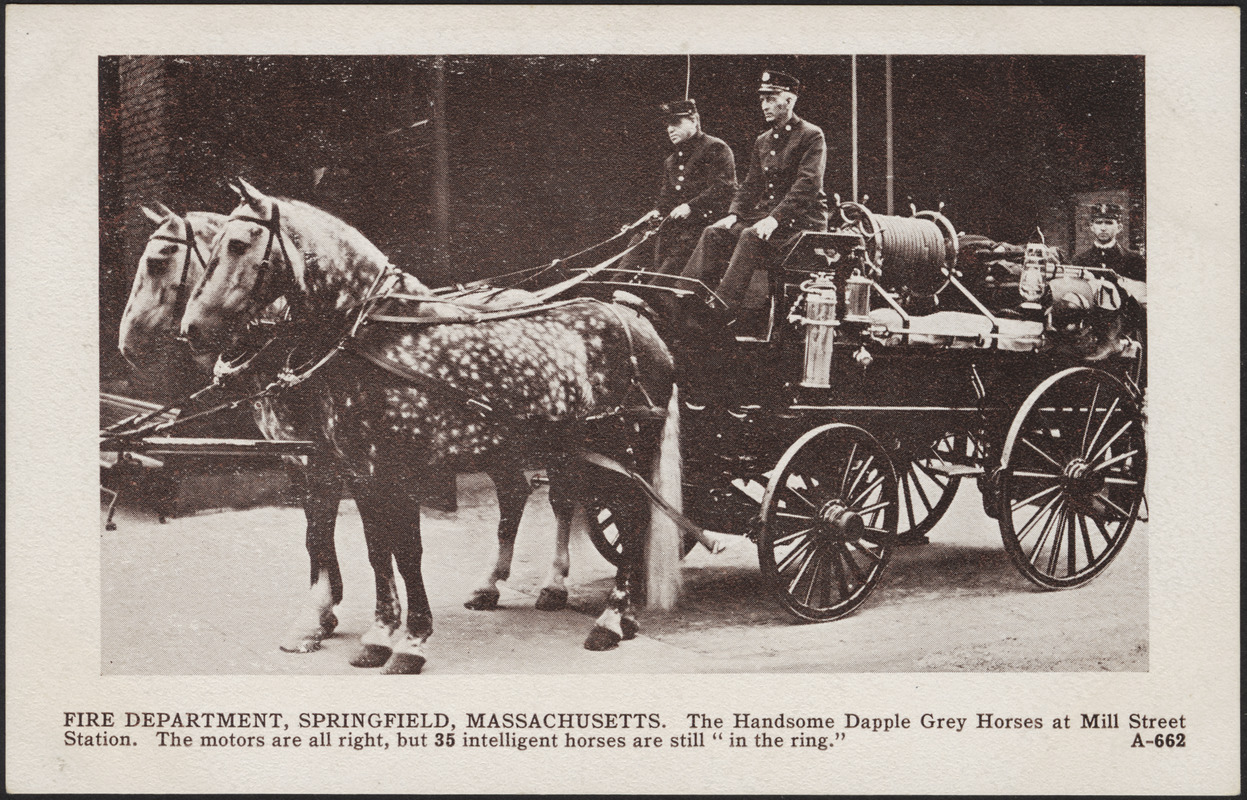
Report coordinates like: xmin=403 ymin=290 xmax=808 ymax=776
xmin=837 ymin=202 xmax=959 ymax=296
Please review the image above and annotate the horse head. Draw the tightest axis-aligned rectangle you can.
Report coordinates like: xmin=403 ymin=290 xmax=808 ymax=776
xmin=181 ymin=178 xmax=407 ymax=354
xmin=119 ymin=203 xmax=225 ymax=387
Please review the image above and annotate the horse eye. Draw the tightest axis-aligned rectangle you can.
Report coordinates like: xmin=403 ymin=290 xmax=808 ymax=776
xmin=228 ymin=238 xmax=250 ymax=255
xmin=145 ymin=257 xmax=170 ymax=275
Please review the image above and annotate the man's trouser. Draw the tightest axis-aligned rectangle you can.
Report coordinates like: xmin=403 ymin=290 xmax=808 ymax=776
xmin=615 ymin=223 xmax=704 ymax=278
xmin=680 ymin=219 xmax=816 ymax=311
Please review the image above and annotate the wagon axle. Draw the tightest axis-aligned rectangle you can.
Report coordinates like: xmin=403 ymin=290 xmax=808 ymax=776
xmin=1061 ymin=457 xmax=1105 ymax=496
xmin=818 ymin=502 xmax=866 ymax=543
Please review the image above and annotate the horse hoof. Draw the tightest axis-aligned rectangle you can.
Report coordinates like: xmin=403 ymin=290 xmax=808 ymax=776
xmin=535 ymin=587 xmax=568 ymax=611
xmin=584 ymin=626 xmax=622 ymax=652
xmin=380 ymin=652 xmax=426 ymax=675
xmin=464 ymin=590 xmax=500 ymax=611
xmin=620 ymin=617 xmax=639 ymax=641
xmin=349 ymin=644 xmax=393 ymax=668
xmin=279 ymin=637 xmax=323 ymax=654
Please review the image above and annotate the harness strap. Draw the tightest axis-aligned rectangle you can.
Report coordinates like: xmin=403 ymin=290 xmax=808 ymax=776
xmin=578 ymin=451 xmax=706 ymax=542
xmin=366 ymin=297 xmax=588 ymax=326
xmin=599 ymin=301 xmax=659 ymax=411
xmin=148 ymin=219 xmax=205 ymax=319
xmin=233 ymin=208 xmax=301 ymax=313
xmin=345 ymin=341 xmax=495 ymax=415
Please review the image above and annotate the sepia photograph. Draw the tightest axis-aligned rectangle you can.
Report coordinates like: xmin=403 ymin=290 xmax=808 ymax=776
xmin=99 ymin=53 xmax=1149 ymax=675
xmin=7 ymin=5 xmax=1238 ymax=795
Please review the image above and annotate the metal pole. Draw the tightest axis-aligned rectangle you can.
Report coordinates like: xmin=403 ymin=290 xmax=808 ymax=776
xmin=431 ymin=56 xmax=450 ymax=274
xmin=885 ymin=55 xmax=894 ymax=215
xmin=851 ymin=55 xmax=859 ymax=203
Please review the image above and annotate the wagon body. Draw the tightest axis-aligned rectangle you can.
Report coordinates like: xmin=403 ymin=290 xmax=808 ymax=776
xmin=569 ymin=206 xmax=1146 ymax=621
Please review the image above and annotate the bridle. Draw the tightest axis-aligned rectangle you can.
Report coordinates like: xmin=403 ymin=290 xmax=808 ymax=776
xmin=147 ymin=218 xmax=207 ymax=320
xmin=204 ymin=204 xmax=301 ymax=315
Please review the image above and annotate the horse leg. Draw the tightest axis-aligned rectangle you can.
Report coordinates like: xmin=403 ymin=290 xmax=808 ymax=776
xmin=280 ymin=456 xmax=344 ymax=653
xmin=380 ymin=478 xmax=433 ymax=675
xmin=348 ymin=482 xmax=402 ymax=668
xmin=585 ymin=572 xmax=637 ymax=651
xmin=464 ymin=466 xmax=531 ymax=611
xmin=536 ymin=471 xmax=575 ymax=612
xmin=584 ymin=484 xmax=644 ymax=651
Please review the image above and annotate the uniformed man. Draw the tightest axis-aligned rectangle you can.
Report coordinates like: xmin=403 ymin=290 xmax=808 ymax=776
xmin=1073 ymin=202 xmax=1146 ymax=282
xmin=616 ymin=99 xmax=737 ymax=277
xmin=680 ymin=70 xmax=829 ymax=313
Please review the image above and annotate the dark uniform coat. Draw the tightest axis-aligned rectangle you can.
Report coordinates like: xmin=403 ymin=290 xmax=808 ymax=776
xmin=681 ymin=114 xmax=830 ymax=310
xmin=1073 ymin=242 xmax=1146 ymax=283
xmin=621 ymin=132 xmax=737 ymax=276
xmin=730 ymin=114 xmax=829 ymax=231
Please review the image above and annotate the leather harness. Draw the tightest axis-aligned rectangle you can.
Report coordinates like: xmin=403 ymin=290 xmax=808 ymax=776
xmin=213 ymin=206 xmax=664 ymax=423
xmin=147 ymin=219 xmax=207 ymax=321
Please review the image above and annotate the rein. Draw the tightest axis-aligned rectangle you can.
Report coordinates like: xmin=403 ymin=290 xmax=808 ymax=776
xmin=143 ymin=210 xmax=667 ymax=434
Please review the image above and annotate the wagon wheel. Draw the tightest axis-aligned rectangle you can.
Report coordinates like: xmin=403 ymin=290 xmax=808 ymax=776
xmin=584 ymin=502 xmax=696 ymax=568
xmin=758 ymin=424 xmax=898 ymax=621
xmin=896 ymin=431 xmax=975 ymax=544
xmin=997 ymin=367 xmax=1146 ymax=589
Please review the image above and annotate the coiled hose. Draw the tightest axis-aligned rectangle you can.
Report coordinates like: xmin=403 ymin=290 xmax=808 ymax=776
xmin=837 ymin=203 xmax=958 ymax=295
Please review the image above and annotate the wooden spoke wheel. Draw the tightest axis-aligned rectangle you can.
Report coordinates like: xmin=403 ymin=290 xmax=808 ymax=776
xmin=585 ymin=501 xmax=696 ymax=568
xmin=758 ymin=424 xmax=898 ymax=621
xmin=896 ymin=431 xmax=974 ymax=543
xmin=997 ymin=367 xmax=1147 ymax=589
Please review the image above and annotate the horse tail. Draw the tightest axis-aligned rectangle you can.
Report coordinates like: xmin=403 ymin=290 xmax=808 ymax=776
xmin=645 ymin=384 xmax=683 ymax=610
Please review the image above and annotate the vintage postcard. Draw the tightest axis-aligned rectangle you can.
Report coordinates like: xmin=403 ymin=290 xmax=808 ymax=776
xmin=6 ymin=5 xmax=1239 ymax=794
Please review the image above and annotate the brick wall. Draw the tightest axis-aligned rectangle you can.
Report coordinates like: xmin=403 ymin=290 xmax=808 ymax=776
xmin=118 ymin=56 xmax=174 ymax=269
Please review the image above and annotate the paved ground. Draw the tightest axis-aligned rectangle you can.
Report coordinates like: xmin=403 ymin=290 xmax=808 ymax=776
xmin=101 ymin=474 xmax=1147 ymax=674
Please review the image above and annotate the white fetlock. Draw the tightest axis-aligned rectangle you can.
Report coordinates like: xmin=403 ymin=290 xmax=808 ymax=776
xmin=392 ymin=632 xmax=429 ymax=657
xmin=360 ymin=620 xmax=399 ymax=648
xmin=593 ymin=606 xmax=624 ymax=638
xmin=380 ymin=632 xmax=430 ymax=674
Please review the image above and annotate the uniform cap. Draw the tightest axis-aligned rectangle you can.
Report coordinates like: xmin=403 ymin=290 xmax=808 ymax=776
xmin=659 ymin=99 xmax=698 ymax=122
xmin=759 ymin=70 xmax=800 ymax=95
xmin=1088 ymin=202 xmax=1123 ymax=221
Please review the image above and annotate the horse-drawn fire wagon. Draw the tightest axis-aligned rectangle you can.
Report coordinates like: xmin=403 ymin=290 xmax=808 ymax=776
xmin=103 ymin=186 xmax=1146 ymax=669
xmin=566 ymin=200 xmax=1147 ymax=622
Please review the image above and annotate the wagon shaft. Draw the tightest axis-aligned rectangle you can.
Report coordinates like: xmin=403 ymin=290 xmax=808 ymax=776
xmin=100 ymin=436 xmax=320 ymax=457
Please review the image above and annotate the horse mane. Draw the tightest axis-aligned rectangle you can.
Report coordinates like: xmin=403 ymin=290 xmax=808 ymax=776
xmin=181 ymin=211 xmax=227 ymax=256
xmin=271 ymin=196 xmax=431 ymax=310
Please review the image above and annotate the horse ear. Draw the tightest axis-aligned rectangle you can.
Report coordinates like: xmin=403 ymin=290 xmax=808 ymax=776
xmin=234 ymin=177 xmax=267 ymax=211
xmin=141 ymin=205 xmax=164 ymax=225
xmin=155 ymin=201 xmax=176 ymax=218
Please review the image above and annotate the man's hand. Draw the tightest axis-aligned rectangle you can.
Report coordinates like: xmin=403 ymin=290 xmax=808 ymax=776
xmin=752 ymin=216 xmax=780 ymax=241
xmin=668 ymin=203 xmax=692 ymax=221
xmin=710 ymin=214 xmax=737 ymax=229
